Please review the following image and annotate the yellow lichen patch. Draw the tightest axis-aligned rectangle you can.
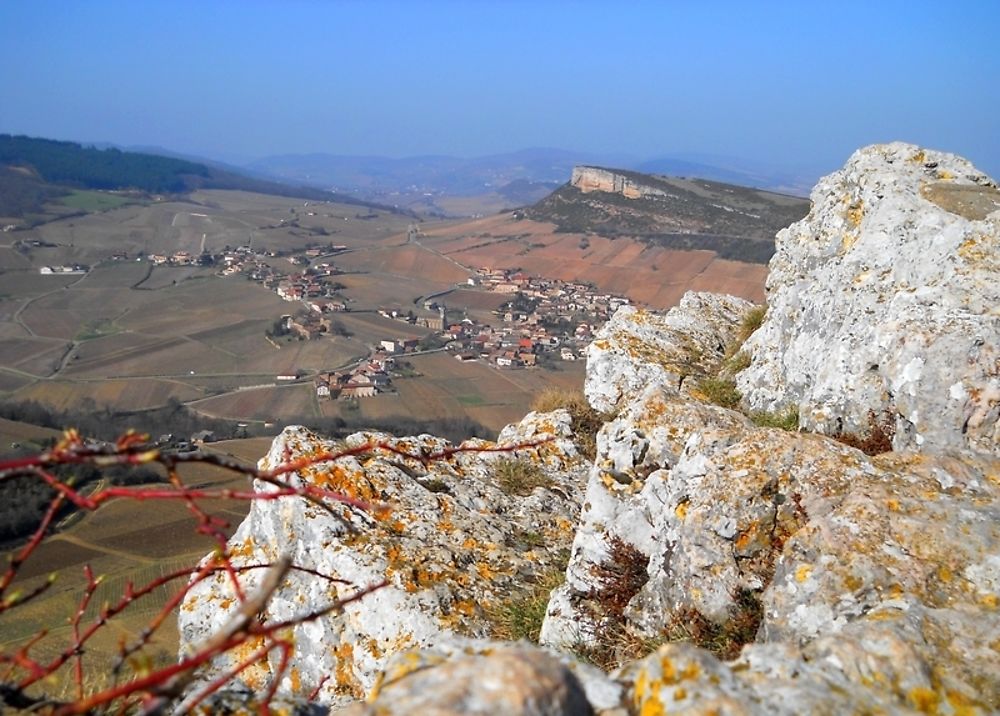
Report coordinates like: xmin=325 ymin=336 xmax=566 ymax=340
xmin=908 ymin=686 xmax=941 ymax=714
xmin=289 ymin=666 xmax=301 ymax=693
xmin=639 ymin=693 xmax=665 ymax=716
xmin=843 ymin=573 xmax=863 ymax=591
xmin=886 ymin=498 xmax=901 ymax=511
xmin=230 ymin=633 xmax=270 ymax=691
xmin=910 ymin=150 xmax=927 ymax=164
xmin=659 ymin=655 xmax=677 ymax=683
xmin=936 ymin=565 xmax=953 ymax=583
xmin=841 ymin=231 xmax=860 ymax=252
xmin=675 ymin=501 xmax=689 ymax=520
xmin=333 ymin=642 xmax=362 ymax=697
xmin=476 ymin=562 xmax=497 ymax=580
xmin=979 ymin=593 xmax=998 ymax=608
xmin=680 ymin=661 xmax=701 ymax=681
xmin=846 ymin=199 xmax=864 ymax=227
xmin=229 ymin=536 xmax=256 ymax=559
xmin=673 ymin=687 xmax=687 ymax=701
xmin=795 ymin=564 xmax=812 ymax=583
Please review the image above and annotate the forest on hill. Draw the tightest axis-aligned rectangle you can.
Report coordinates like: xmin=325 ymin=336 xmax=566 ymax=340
xmin=0 ymin=134 xmax=400 ymax=219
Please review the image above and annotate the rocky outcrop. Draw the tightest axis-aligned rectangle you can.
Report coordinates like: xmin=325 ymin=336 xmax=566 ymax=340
xmin=178 ymin=411 xmax=588 ymax=707
xmin=584 ymin=293 xmax=754 ymax=413
xmin=572 ymin=166 xmax=672 ymax=200
xmin=181 ymin=143 xmax=1000 ymax=714
xmin=737 ymin=142 xmax=1000 ymax=454
xmin=334 ymin=641 xmax=595 ymax=716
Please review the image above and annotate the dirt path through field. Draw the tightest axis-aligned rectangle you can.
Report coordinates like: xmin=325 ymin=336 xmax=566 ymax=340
xmin=12 ymin=268 xmax=92 ymax=338
xmin=52 ymin=533 xmax=157 ymax=566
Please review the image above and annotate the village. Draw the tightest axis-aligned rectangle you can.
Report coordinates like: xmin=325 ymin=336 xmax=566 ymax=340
xmin=308 ymin=267 xmax=630 ymax=401
xmin=90 ymin=240 xmax=632 ymax=403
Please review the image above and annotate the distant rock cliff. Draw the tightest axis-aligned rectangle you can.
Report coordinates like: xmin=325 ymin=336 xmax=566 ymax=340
xmin=180 ymin=144 xmax=1000 ymax=714
xmin=571 ymin=165 xmax=673 ymax=200
xmin=527 ymin=165 xmax=809 ymax=264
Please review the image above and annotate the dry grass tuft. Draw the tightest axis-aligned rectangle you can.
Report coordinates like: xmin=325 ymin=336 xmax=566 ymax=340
xmin=695 ymin=377 xmax=742 ymax=410
xmin=493 ymin=457 xmax=552 ymax=496
xmin=749 ymin=407 xmax=799 ymax=431
xmin=737 ymin=305 xmax=766 ymax=344
xmin=531 ymin=388 xmax=608 ymax=461
xmin=485 ymin=551 xmax=569 ymax=642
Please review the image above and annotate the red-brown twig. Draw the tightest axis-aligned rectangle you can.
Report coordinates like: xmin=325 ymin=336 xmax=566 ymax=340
xmin=0 ymin=429 xmax=553 ymax=713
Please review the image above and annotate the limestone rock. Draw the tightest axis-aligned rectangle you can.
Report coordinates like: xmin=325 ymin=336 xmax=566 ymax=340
xmin=335 ymin=641 xmax=593 ymax=716
xmin=178 ymin=409 xmax=588 ymax=707
xmin=545 ymin=382 xmax=1000 ymax=711
xmin=585 ymin=292 xmax=755 ymax=414
xmin=737 ymin=142 xmax=1000 ymax=454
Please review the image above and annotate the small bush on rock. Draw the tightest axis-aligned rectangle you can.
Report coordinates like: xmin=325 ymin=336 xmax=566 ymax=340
xmin=834 ymin=410 xmax=896 ymax=455
xmin=531 ymin=388 xmax=608 ymax=461
xmin=574 ymin=537 xmax=655 ymax=670
xmin=493 ymin=457 xmax=551 ymax=496
xmin=665 ymin=588 xmax=764 ymax=661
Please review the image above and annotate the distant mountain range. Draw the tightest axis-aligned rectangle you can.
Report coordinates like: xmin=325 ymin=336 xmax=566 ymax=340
xmin=0 ymin=134 xmax=820 ymax=223
xmin=244 ymin=147 xmax=819 ymax=203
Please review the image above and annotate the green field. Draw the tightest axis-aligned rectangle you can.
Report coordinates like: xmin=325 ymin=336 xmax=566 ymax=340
xmin=59 ymin=190 xmax=132 ymax=212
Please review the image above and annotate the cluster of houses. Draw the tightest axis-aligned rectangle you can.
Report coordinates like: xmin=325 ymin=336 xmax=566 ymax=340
xmin=371 ymin=271 xmax=628 ymax=370
xmin=475 ymin=268 xmax=631 ymax=321
xmin=148 ymin=250 xmax=200 ymax=266
xmin=38 ymin=263 xmax=88 ymax=275
xmin=314 ymin=353 xmax=396 ymax=400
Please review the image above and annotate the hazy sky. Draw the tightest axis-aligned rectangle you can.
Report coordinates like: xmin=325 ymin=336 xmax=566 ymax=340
xmin=2 ymin=0 xmax=998 ymax=176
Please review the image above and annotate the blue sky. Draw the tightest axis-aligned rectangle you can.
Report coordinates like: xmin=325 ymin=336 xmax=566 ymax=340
xmin=1 ymin=0 xmax=998 ymax=176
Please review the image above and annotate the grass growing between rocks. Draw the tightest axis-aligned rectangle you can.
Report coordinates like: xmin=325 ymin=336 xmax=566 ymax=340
xmin=493 ymin=458 xmax=552 ymax=496
xmin=531 ymin=387 xmax=608 ymax=461
xmin=572 ymin=537 xmax=663 ymax=671
xmin=749 ymin=407 xmax=800 ymax=430
xmin=571 ymin=537 xmax=767 ymax=669
xmin=485 ymin=550 xmax=570 ymax=642
xmin=694 ymin=377 xmax=743 ymax=410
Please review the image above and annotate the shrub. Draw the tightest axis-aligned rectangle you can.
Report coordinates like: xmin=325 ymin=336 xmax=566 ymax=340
xmin=834 ymin=410 xmax=896 ymax=455
xmin=664 ymin=587 xmax=764 ymax=661
xmin=493 ymin=458 xmax=551 ymax=496
xmin=572 ymin=537 xmax=654 ymax=670
xmin=531 ymin=388 xmax=607 ymax=461
xmin=695 ymin=377 xmax=742 ymax=410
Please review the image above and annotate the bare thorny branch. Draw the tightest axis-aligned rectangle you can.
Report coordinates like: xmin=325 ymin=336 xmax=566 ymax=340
xmin=0 ymin=428 xmax=552 ymax=714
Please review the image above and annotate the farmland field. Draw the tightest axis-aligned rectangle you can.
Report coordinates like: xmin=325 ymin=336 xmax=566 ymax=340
xmin=59 ymin=190 xmax=133 ymax=212
xmin=316 ymin=353 xmax=587 ymax=434
xmin=419 ymin=213 xmax=768 ymax=307
xmin=0 ymin=453 xmax=253 ymax=693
